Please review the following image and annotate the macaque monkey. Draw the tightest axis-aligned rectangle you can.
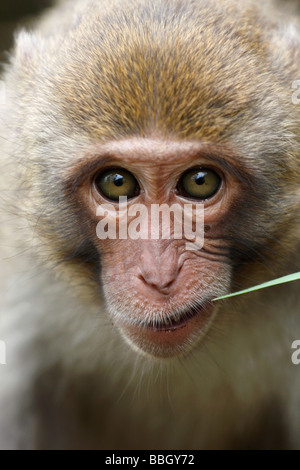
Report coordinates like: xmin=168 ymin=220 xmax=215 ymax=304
xmin=0 ymin=0 xmax=300 ymax=450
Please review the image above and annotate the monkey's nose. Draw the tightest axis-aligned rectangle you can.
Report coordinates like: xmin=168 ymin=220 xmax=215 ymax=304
xmin=138 ymin=248 xmax=180 ymax=294
xmin=138 ymin=270 xmax=176 ymax=294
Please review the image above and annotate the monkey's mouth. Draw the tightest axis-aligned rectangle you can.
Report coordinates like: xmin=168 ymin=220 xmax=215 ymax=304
xmin=146 ymin=304 xmax=209 ymax=331
xmin=121 ymin=301 xmax=216 ymax=358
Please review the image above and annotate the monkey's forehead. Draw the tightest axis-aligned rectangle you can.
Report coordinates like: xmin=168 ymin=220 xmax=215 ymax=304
xmin=14 ymin=0 xmax=300 ymax=153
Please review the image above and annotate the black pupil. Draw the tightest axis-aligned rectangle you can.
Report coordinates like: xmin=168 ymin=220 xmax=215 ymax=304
xmin=114 ymin=175 xmax=124 ymax=187
xmin=195 ymin=173 xmax=206 ymax=185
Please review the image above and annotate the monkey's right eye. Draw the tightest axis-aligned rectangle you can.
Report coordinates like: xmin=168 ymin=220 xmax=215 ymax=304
xmin=94 ymin=168 xmax=140 ymax=201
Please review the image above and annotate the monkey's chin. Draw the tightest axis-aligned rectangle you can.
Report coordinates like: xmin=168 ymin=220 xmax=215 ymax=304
xmin=120 ymin=302 xmax=216 ymax=359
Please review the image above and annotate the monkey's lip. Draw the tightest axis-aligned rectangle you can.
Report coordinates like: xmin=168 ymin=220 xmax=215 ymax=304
xmin=145 ymin=304 xmax=210 ymax=331
xmin=121 ymin=301 xmax=215 ymax=358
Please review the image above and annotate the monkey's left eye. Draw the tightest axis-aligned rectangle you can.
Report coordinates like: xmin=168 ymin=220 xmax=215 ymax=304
xmin=177 ymin=168 xmax=221 ymax=200
xmin=94 ymin=168 xmax=140 ymax=201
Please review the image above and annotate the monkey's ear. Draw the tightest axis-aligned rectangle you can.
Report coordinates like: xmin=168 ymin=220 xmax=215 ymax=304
xmin=13 ymin=31 xmax=42 ymax=72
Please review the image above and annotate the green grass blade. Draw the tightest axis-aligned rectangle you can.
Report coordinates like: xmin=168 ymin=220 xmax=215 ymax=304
xmin=213 ymin=272 xmax=300 ymax=302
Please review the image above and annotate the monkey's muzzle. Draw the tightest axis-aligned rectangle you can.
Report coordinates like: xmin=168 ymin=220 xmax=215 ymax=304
xmin=120 ymin=301 xmax=216 ymax=358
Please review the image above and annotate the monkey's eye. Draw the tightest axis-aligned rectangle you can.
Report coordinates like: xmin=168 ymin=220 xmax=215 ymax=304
xmin=178 ymin=168 xmax=221 ymax=200
xmin=95 ymin=168 xmax=140 ymax=201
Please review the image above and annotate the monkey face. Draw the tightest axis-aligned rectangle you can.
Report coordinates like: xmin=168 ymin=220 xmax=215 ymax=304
xmin=68 ymin=138 xmax=249 ymax=358
xmin=39 ymin=126 xmax=297 ymax=359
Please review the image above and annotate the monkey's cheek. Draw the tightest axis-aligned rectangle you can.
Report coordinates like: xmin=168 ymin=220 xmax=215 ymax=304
xmin=119 ymin=304 xmax=216 ymax=359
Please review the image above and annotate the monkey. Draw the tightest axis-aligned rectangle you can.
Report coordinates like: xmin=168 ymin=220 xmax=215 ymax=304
xmin=0 ymin=0 xmax=300 ymax=450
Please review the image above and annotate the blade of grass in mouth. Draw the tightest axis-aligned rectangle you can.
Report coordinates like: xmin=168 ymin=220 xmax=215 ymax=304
xmin=213 ymin=272 xmax=300 ymax=302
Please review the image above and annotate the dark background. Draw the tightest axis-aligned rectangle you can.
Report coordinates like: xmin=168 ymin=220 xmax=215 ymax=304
xmin=0 ymin=0 xmax=52 ymax=65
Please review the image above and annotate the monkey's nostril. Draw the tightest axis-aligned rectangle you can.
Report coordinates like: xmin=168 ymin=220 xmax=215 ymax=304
xmin=162 ymin=279 xmax=174 ymax=289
